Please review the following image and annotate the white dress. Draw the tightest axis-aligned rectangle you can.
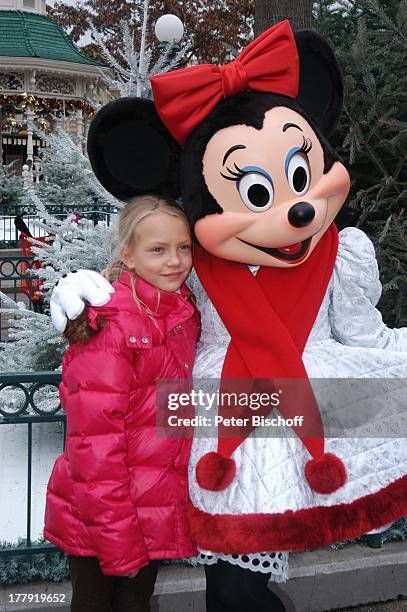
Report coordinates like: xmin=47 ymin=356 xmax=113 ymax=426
xmin=187 ymin=227 xmax=407 ymax=582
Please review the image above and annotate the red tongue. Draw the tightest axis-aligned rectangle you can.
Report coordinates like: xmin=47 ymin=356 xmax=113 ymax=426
xmin=278 ymin=242 xmax=302 ymax=255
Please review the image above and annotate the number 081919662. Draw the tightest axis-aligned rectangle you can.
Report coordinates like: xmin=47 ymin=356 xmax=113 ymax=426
xmin=9 ymin=593 xmax=66 ymax=603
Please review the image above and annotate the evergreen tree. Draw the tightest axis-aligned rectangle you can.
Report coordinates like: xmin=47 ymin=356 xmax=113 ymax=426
xmin=91 ymin=18 xmax=189 ymax=99
xmin=0 ymin=162 xmax=24 ymax=210
xmin=35 ymin=135 xmax=104 ymax=213
xmin=0 ymin=290 xmax=65 ymax=372
xmin=314 ymin=0 xmax=361 ymax=48
xmin=315 ymin=0 xmax=407 ymax=326
xmin=0 ymin=132 xmax=119 ymax=372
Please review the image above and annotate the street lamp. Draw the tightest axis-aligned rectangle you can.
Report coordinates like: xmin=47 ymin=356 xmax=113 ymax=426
xmin=154 ymin=14 xmax=184 ymax=45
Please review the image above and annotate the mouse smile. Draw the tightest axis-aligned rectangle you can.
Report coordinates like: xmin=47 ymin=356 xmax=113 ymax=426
xmin=237 ymin=237 xmax=312 ymax=263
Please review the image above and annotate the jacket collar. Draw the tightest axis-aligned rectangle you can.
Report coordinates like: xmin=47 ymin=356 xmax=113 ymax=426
xmin=116 ymin=270 xmax=196 ymax=331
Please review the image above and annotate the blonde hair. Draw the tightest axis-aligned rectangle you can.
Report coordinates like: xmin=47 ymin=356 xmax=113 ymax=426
xmin=64 ymin=194 xmax=189 ymax=345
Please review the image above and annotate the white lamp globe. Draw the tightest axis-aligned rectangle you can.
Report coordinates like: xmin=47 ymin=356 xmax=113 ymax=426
xmin=155 ymin=14 xmax=184 ymax=43
xmin=22 ymin=164 xmax=29 ymax=172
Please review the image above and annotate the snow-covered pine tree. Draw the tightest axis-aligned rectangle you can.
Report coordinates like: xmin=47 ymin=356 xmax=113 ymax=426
xmin=0 ymin=128 xmax=119 ymax=372
xmin=0 ymin=290 xmax=65 ymax=372
xmin=35 ymin=136 xmax=101 ymax=212
xmin=90 ymin=8 xmax=190 ymax=99
xmin=0 ymin=161 xmax=24 ymax=209
xmin=314 ymin=0 xmax=361 ymax=48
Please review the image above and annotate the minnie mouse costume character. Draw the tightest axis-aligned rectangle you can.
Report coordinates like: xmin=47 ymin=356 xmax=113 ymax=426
xmin=51 ymin=20 xmax=407 ymax=610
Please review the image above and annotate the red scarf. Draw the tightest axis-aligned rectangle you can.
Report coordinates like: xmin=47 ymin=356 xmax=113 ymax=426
xmin=193 ymin=225 xmax=347 ymax=494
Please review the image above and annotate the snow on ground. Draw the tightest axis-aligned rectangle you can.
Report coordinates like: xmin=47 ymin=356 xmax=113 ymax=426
xmin=0 ymin=422 xmax=64 ymax=544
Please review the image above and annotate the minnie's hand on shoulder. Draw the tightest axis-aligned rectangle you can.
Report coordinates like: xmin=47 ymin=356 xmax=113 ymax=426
xmin=50 ymin=269 xmax=115 ymax=333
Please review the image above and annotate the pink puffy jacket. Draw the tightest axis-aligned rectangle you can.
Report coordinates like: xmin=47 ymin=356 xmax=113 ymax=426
xmin=44 ymin=271 xmax=200 ymax=576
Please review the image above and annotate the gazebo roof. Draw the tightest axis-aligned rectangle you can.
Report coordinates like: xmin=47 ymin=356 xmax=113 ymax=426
xmin=0 ymin=10 xmax=104 ymax=66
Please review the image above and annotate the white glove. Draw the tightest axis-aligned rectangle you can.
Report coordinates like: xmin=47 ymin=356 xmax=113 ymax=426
xmin=50 ymin=270 xmax=115 ymax=333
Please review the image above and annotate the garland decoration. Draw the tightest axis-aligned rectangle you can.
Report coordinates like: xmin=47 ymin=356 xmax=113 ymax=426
xmin=0 ymin=93 xmax=95 ymax=117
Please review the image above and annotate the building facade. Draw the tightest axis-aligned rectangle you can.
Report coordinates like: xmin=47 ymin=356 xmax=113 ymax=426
xmin=0 ymin=0 xmax=108 ymax=177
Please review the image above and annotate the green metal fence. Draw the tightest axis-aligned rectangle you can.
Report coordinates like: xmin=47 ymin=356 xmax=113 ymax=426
xmin=0 ymin=202 xmax=118 ymax=249
xmin=0 ymin=371 xmax=64 ymax=558
xmin=0 ymin=255 xmax=43 ymax=341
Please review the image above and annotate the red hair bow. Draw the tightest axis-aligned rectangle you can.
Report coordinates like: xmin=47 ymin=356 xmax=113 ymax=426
xmin=150 ymin=20 xmax=299 ymax=145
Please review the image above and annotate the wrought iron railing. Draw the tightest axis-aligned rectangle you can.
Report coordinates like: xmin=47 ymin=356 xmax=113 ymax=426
xmin=0 ymin=202 xmax=117 ymax=217
xmin=0 ymin=255 xmax=36 ymax=300
xmin=0 ymin=371 xmax=64 ymax=557
xmin=0 ymin=255 xmax=44 ymax=341
xmin=0 ymin=204 xmax=119 ymax=249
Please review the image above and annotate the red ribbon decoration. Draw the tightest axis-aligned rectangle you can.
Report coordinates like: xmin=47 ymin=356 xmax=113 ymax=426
xmin=150 ymin=19 xmax=299 ymax=145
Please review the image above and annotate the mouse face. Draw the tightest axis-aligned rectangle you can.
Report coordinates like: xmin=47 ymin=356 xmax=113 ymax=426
xmin=87 ymin=24 xmax=347 ymax=262
xmin=195 ymin=106 xmax=350 ymax=267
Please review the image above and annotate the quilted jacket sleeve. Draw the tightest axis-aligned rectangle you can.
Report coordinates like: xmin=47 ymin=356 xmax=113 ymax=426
xmin=330 ymin=227 xmax=407 ymax=351
xmin=63 ymin=322 xmax=149 ymax=576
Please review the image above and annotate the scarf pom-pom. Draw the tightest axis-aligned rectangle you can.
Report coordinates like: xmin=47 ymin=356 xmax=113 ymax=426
xmin=196 ymin=452 xmax=236 ymax=491
xmin=305 ymin=452 xmax=347 ymax=494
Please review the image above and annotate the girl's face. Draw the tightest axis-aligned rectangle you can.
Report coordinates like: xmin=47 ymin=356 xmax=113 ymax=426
xmin=122 ymin=212 xmax=192 ymax=292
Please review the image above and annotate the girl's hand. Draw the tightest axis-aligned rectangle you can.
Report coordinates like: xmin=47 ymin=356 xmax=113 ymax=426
xmin=126 ymin=569 xmax=140 ymax=579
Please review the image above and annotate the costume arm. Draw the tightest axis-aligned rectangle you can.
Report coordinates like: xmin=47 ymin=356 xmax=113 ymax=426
xmin=50 ymin=270 xmax=115 ymax=332
xmin=329 ymin=227 xmax=407 ymax=351
xmin=63 ymin=324 xmax=149 ymax=575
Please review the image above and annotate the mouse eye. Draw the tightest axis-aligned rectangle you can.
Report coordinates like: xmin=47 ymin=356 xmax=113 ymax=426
xmin=285 ymin=149 xmax=311 ymax=196
xmin=237 ymin=168 xmax=274 ymax=212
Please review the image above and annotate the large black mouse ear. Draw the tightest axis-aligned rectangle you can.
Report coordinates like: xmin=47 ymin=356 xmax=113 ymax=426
xmin=295 ymin=30 xmax=343 ymax=137
xmin=87 ymin=97 xmax=181 ymax=201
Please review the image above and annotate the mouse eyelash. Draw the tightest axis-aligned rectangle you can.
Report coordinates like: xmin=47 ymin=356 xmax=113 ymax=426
xmin=299 ymin=137 xmax=312 ymax=155
xmin=220 ymin=162 xmax=245 ymax=182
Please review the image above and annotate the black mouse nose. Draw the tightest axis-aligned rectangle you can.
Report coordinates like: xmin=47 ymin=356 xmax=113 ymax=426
xmin=288 ymin=202 xmax=315 ymax=228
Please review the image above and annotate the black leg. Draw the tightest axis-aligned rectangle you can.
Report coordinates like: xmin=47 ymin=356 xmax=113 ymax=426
xmin=112 ymin=561 xmax=159 ymax=612
xmin=205 ymin=563 xmax=226 ymax=612
xmin=68 ymin=555 xmax=114 ymax=612
xmin=205 ymin=560 xmax=287 ymax=612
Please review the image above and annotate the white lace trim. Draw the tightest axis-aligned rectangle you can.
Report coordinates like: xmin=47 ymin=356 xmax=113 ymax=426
xmin=196 ymin=551 xmax=289 ymax=583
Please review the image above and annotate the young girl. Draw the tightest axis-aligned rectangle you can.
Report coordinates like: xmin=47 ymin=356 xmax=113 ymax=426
xmin=44 ymin=195 xmax=200 ymax=612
